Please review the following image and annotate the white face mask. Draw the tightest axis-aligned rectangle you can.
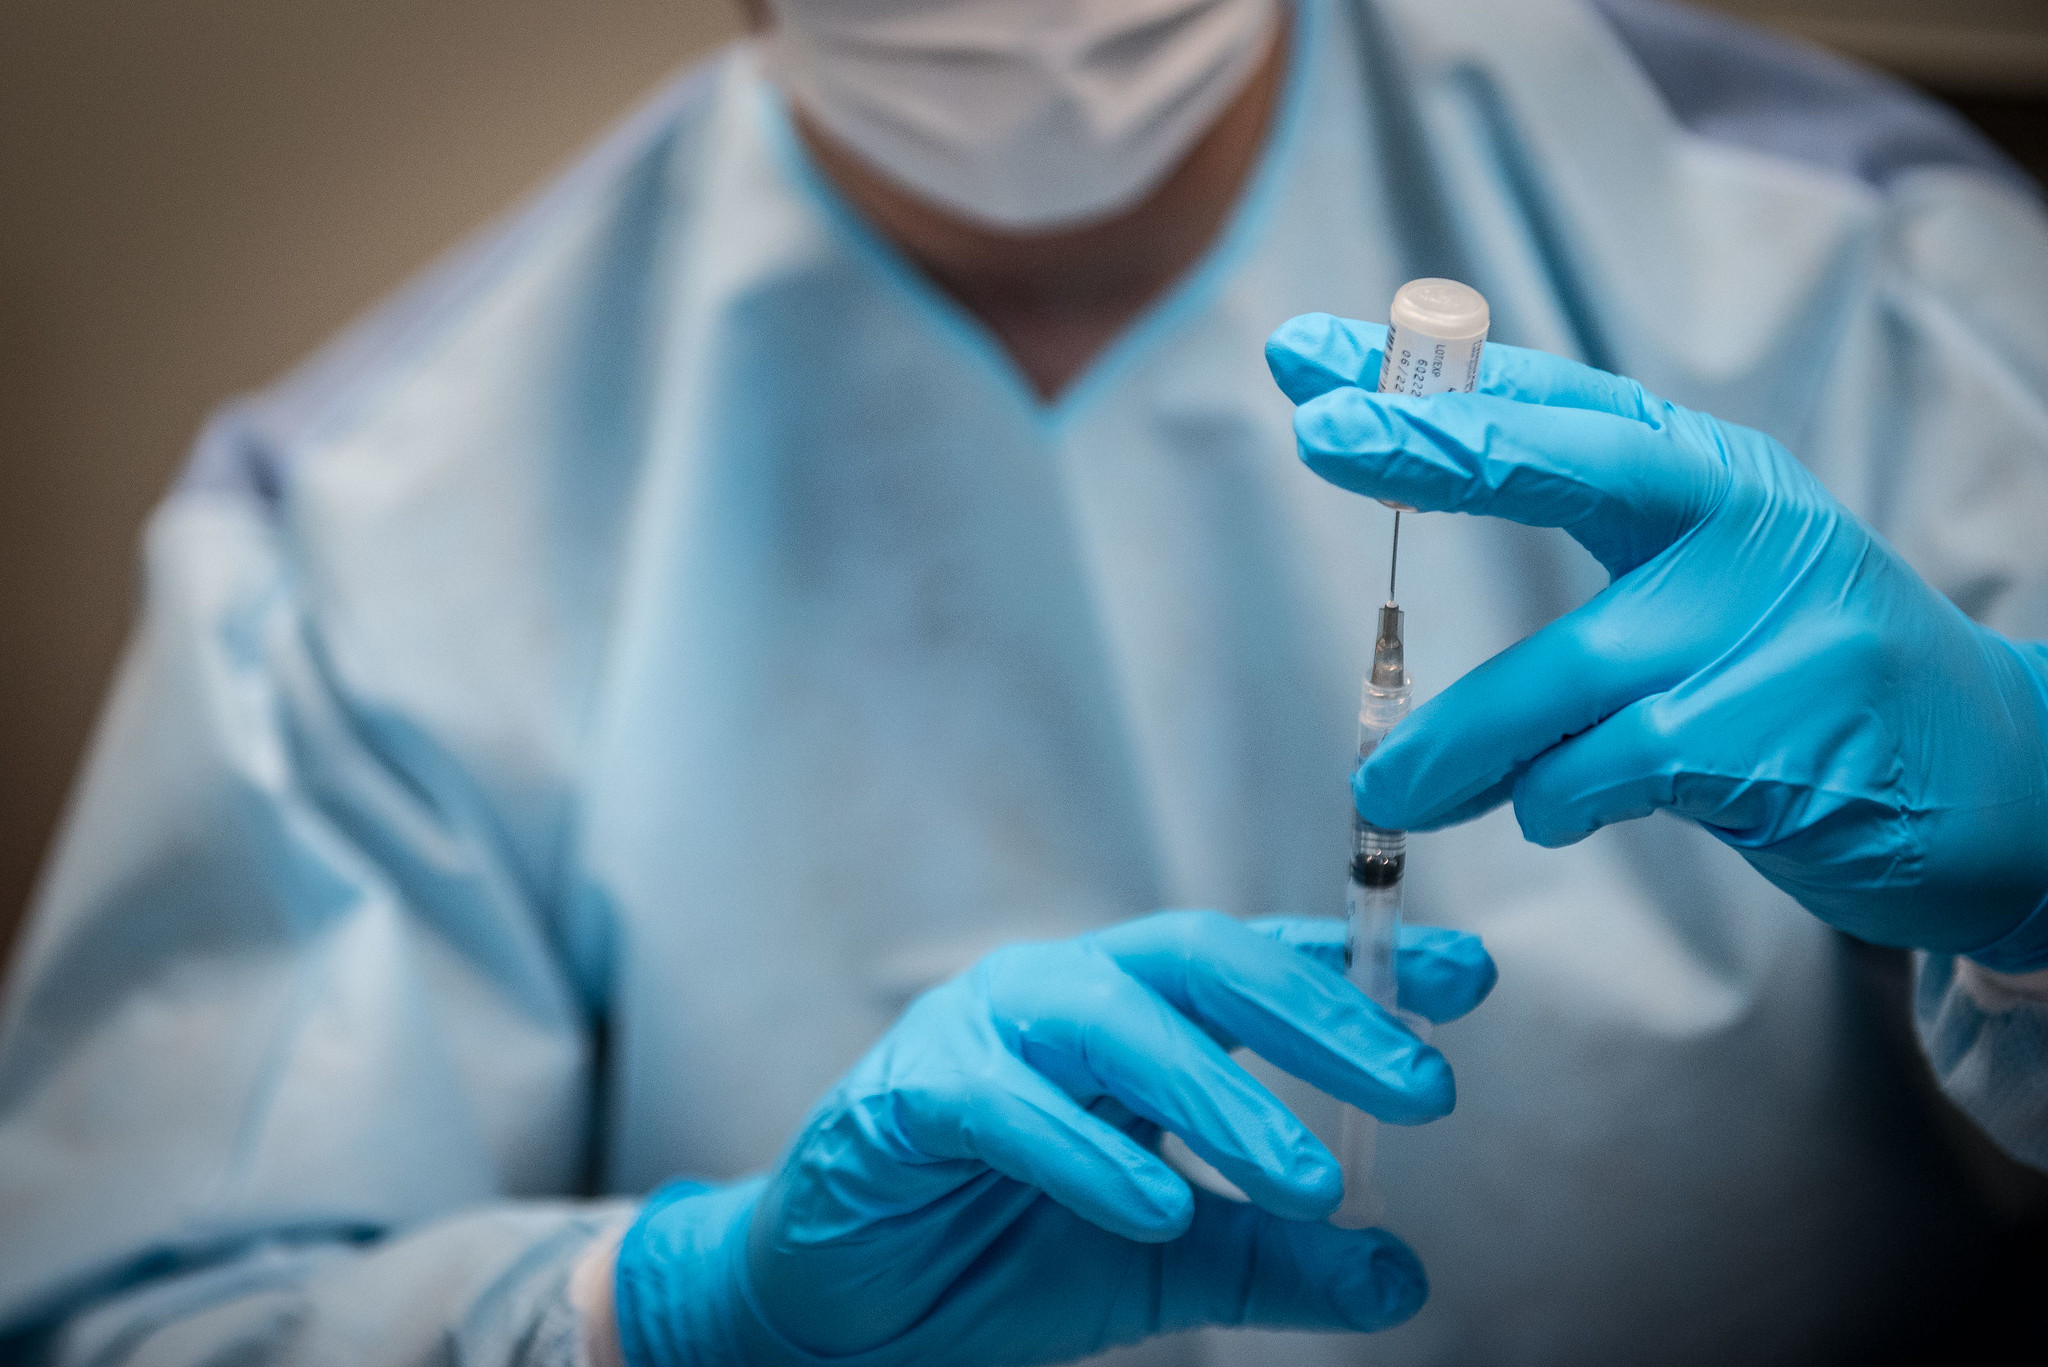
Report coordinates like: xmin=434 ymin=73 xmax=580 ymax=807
xmin=764 ymin=0 xmax=1282 ymax=233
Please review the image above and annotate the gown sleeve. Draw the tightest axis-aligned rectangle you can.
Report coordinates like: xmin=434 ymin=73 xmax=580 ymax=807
xmin=0 ymin=474 xmax=634 ymax=1361
xmin=1916 ymin=952 xmax=2048 ymax=1176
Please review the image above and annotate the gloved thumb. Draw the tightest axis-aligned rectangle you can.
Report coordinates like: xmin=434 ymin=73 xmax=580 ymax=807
xmin=1158 ymin=1189 xmax=1428 ymax=1333
xmin=1265 ymin=313 xmax=1386 ymax=404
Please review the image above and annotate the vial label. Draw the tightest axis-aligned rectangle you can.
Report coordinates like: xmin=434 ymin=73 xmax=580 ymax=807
xmin=1377 ymin=323 xmax=1484 ymax=398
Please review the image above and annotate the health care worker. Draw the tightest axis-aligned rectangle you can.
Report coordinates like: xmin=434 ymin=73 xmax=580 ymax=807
xmin=3 ymin=0 xmax=2047 ymax=1362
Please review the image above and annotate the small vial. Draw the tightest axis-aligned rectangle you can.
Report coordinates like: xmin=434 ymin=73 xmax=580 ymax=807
xmin=1372 ymin=279 xmax=1490 ymax=513
xmin=1378 ymin=277 xmax=1490 ymax=398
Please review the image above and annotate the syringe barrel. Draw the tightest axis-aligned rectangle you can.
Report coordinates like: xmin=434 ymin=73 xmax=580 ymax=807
xmin=1332 ymin=1095 xmax=1386 ymax=1229
xmin=1333 ymin=834 xmax=1404 ymax=1231
xmin=1335 ymin=668 xmax=1412 ymax=1231
xmin=1359 ymin=676 xmax=1412 ymax=743
xmin=1351 ymin=667 xmax=1411 ymax=1009
xmin=1345 ymin=845 xmax=1402 ymax=1003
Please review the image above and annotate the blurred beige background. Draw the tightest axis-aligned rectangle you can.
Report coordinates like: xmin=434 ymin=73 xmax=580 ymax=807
xmin=0 ymin=1 xmax=746 ymax=953
xmin=1 ymin=0 xmax=2044 ymax=957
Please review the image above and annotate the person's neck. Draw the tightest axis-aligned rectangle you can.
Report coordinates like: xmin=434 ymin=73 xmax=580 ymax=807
xmin=793 ymin=23 xmax=1290 ymax=401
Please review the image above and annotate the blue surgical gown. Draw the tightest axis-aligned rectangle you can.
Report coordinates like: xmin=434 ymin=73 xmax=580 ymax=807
xmin=4 ymin=1 xmax=2048 ymax=1362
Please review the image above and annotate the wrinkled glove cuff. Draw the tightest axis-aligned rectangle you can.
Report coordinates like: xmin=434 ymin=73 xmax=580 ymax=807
xmin=1968 ymin=890 xmax=2048 ymax=975
xmin=615 ymin=1178 xmax=762 ymax=1367
xmin=616 ymin=1175 xmax=922 ymax=1367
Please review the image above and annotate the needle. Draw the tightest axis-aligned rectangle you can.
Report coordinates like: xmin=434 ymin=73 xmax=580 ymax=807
xmin=1388 ymin=510 xmax=1401 ymax=603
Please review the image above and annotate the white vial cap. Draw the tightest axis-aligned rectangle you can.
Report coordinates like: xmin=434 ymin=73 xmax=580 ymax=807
xmin=1390 ymin=278 xmax=1490 ymax=342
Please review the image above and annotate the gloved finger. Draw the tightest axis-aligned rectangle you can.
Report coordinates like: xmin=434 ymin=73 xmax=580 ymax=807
xmin=1393 ymin=925 xmax=1500 ymax=1023
xmin=1475 ymin=339 xmax=1666 ymax=423
xmin=1093 ymin=911 xmax=1453 ymax=1126
xmin=1507 ymin=691 xmax=1829 ymax=851
xmin=1292 ymin=387 xmax=1723 ymax=576
xmin=1149 ymin=929 xmax=1326 ymax=1058
xmin=1264 ymin=313 xmax=1662 ymax=424
xmin=1364 ymin=766 xmax=1517 ymax=832
xmin=1355 ymin=590 xmax=1693 ymax=831
xmin=1506 ymin=702 xmax=1679 ymax=848
xmin=1159 ymin=1187 xmax=1428 ymax=1333
xmin=881 ymin=1048 xmax=1197 ymax=1243
xmin=1247 ymin=917 xmax=1498 ymax=1024
xmin=985 ymin=943 xmax=1344 ymax=1222
xmin=1246 ymin=913 xmax=1348 ymax=967
xmin=1265 ymin=313 xmax=1386 ymax=403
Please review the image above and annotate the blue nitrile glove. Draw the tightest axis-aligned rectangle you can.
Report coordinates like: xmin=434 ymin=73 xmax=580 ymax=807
xmin=1267 ymin=313 xmax=2048 ymax=970
xmin=615 ymin=910 xmax=1498 ymax=1367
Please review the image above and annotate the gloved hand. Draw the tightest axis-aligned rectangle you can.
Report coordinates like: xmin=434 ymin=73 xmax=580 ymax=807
xmin=1268 ymin=313 xmax=2048 ymax=969
xmin=615 ymin=910 xmax=1497 ymax=1366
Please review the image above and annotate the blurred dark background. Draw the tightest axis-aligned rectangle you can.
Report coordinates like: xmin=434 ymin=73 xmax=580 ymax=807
xmin=1 ymin=0 xmax=2045 ymax=958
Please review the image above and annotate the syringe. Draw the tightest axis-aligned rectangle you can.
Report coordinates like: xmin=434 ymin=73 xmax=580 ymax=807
xmin=1330 ymin=602 xmax=1412 ymax=1229
xmin=1330 ymin=278 xmax=1488 ymax=1231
